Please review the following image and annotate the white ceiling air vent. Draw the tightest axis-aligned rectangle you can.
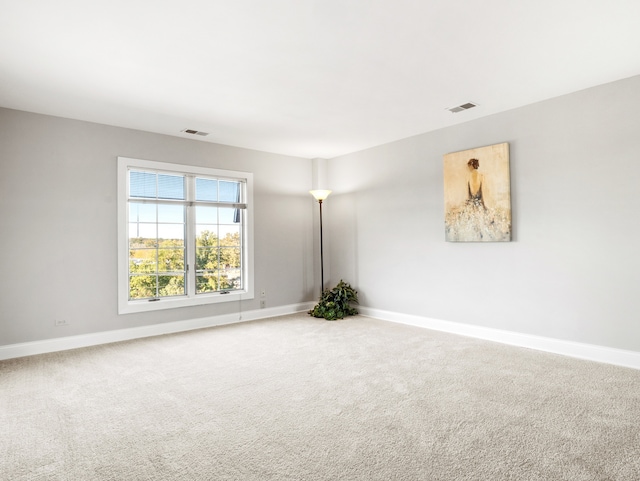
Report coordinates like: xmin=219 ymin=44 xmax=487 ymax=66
xmin=447 ymin=102 xmax=478 ymax=113
xmin=182 ymin=129 xmax=210 ymax=136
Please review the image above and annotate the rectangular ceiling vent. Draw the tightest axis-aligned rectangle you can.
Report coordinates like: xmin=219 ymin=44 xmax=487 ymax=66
xmin=182 ymin=129 xmax=210 ymax=136
xmin=447 ymin=102 xmax=478 ymax=113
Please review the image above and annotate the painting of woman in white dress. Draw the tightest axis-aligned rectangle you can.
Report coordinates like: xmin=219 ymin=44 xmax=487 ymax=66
xmin=443 ymin=143 xmax=511 ymax=242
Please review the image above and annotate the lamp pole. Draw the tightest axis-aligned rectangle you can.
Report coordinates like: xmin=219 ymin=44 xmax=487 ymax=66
xmin=318 ymin=198 xmax=325 ymax=291
xmin=310 ymin=190 xmax=331 ymax=294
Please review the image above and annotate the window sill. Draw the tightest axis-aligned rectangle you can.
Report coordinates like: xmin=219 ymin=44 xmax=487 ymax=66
xmin=118 ymin=290 xmax=253 ymax=314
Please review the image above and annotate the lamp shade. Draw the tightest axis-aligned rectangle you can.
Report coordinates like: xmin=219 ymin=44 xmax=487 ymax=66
xmin=310 ymin=189 xmax=332 ymax=201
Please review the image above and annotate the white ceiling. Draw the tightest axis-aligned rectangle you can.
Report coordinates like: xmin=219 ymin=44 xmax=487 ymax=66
xmin=1 ymin=0 xmax=640 ymax=159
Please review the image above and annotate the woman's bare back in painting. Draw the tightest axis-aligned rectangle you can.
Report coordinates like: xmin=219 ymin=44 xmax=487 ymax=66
xmin=466 ymin=158 xmax=485 ymax=208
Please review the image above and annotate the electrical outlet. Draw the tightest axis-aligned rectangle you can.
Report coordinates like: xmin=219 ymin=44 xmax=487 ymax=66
xmin=260 ymin=300 xmax=266 ymax=308
xmin=261 ymin=289 xmax=266 ymax=298
xmin=54 ymin=319 xmax=69 ymax=327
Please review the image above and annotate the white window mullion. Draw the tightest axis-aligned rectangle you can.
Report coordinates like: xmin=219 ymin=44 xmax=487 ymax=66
xmin=185 ymin=175 xmax=196 ymax=298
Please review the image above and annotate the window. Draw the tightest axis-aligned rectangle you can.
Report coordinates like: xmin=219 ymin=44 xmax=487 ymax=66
xmin=118 ymin=157 xmax=253 ymax=314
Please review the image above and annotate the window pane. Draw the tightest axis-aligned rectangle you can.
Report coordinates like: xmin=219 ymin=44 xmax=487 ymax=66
xmin=158 ymin=174 xmax=185 ymax=200
xmin=220 ymin=247 xmax=241 ymax=269
xmin=196 ymin=273 xmax=218 ymax=293
xmin=219 ymin=181 xmax=240 ymax=202
xmin=158 ymin=204 xmax=184 ymax=223
xmin=196 ymin=178 xmax=218 ymax=201
xmin=158 ymin=224 xmax=184 ymax=243
xmin=218 ymin=275 xmax=233 ymax=290
xmin=196 ymin=206 xmax=217 ymax=224
xmin=130 ymin=171 xmax=156 ymax=198
xmin=129 ymin=202 xmax=156 ymax=223
xmin=219 ymin=225 xmax=240 ymax=244
xmin=219 ymin=207 xmax=237 ymax=224
xmin=129 ymin=248 xmax=157 ymax=273
xmin=223 ymin=267 xmax=242 ymax=290
xmin=196 ymin=226 xmax=218 ymax=247
xmin=159 ymin=275 xmax=185 ymax=297
xmin=129 ymin=223 xmax=157 ymax=243
xmin=196 ymin=247 xmax=218 ymax=270
xmin=158 ymin=248 xmax=184 ymax=273
xmin=129 ymin=237 xmax=157 ymax=250
xmin=129 ymin=274 xmax=157 ymax=300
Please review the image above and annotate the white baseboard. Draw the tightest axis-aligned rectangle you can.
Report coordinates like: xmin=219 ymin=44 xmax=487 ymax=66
xmin=359 ymin=307 xmax=640 ymax=371
xmin=6 ymin=304 xmax=638 ymax=371
xmin=0 ymin=302 xmax=315 ymax=361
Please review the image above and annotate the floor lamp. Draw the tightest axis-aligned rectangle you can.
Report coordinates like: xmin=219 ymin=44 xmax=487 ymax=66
xmin=310 ymin=189 xmax=331 ymax=294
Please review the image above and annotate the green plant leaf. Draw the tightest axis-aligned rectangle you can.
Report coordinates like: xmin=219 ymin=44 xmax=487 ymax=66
xmin=308 ymin=280 xmax=359 ymax=320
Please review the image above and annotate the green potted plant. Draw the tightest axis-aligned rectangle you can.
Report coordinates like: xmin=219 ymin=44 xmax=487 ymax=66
xmin=308 ymin=280 xmax=359 ymax=320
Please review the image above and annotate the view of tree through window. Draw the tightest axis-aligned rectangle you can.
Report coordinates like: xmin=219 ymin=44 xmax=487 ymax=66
xmin=194 ymin=177 xmax=242 ymax=294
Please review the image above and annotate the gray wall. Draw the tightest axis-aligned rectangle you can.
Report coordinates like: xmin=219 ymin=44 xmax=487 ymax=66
xmin=3 ymin=75 xmax=640 ymax=353
xmin=0 ymin=108 xmax=316 ymax=345
xmin=326 ymin=75 xmax=640 ymax=352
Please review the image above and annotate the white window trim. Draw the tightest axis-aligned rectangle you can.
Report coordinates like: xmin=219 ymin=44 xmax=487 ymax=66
xmin=117 ymin=156 xmax=254 ymax=314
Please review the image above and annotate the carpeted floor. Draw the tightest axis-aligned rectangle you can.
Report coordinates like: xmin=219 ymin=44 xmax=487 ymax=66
xmin=1 ymin=313 xmax=639 ymax=480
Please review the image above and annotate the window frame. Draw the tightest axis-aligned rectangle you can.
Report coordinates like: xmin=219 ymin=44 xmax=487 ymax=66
xmin=117 ymin=156 xmax=254 ymax=314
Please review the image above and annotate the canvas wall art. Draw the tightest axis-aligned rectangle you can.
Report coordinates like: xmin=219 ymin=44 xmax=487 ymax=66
xmin=443 ymin=142 xmax=511 ymax=242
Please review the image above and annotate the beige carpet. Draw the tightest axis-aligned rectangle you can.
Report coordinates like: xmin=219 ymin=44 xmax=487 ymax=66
xmin=1 ymin=314 xmax=639 ymax=480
